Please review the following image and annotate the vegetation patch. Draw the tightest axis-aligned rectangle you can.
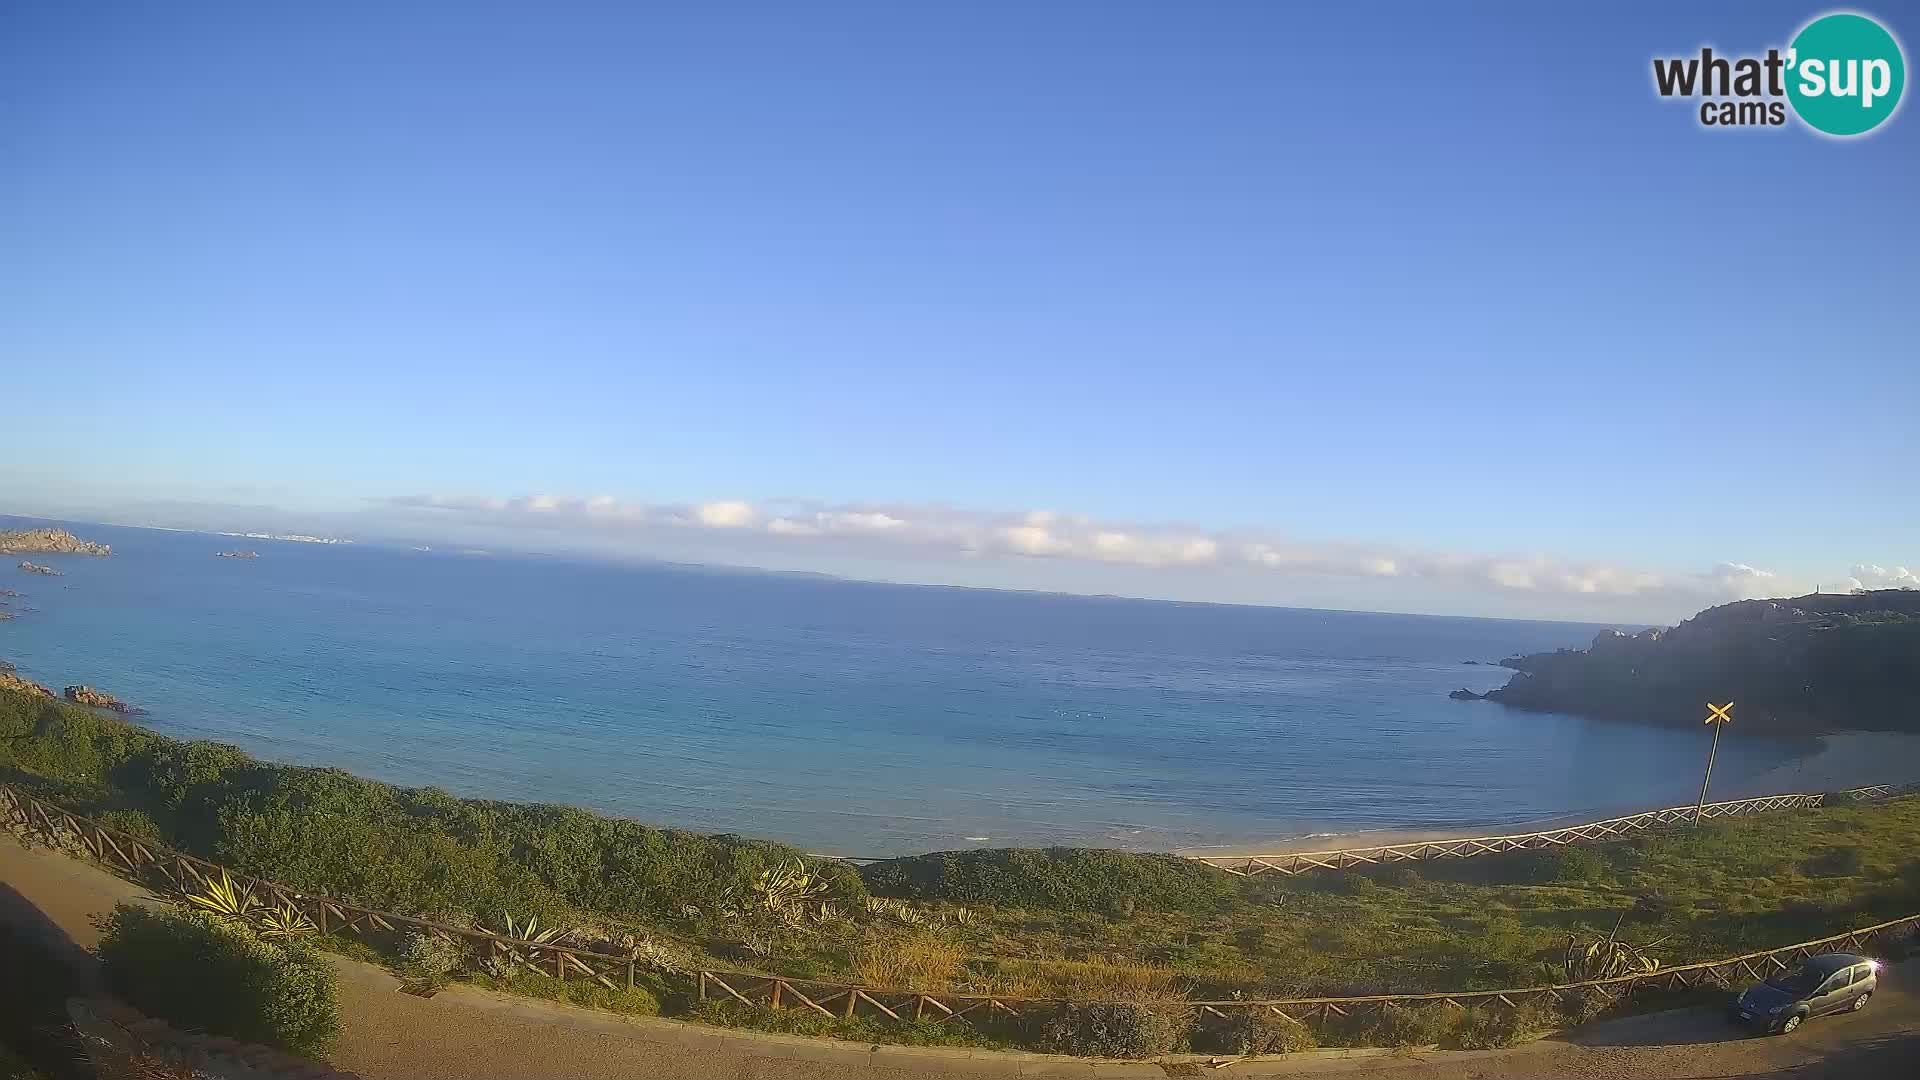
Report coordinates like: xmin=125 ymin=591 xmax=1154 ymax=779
xmin=7 ymin=684 xmax=1920 ymax=1057
xmin=467 ymin=967 xmax=664 ymax=1016
xmin=95 ymin=904 xmax=339 ymax=1058
xmin=861 ymin=847 xmax=1235 ymax=912
xmin=1038 ymin=1001 xmax=1194 ymax=1058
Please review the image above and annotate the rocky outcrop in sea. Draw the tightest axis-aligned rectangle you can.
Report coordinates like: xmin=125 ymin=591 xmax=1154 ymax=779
xmin=64 ymin=685 xmax=144 ymax=715
xmin=0 ymin=528 xmax=111 ymax=556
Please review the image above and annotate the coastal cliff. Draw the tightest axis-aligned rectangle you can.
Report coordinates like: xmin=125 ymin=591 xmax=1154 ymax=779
xmin=0 ymin=528 xmax=111 ymax=556
xmin=1457 ymin=589 xmax=1920 ymax=733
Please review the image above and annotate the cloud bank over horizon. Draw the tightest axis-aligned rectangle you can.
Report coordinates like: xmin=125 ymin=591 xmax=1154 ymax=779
xmin=368 ymin=491 xmax=1891 ymax=616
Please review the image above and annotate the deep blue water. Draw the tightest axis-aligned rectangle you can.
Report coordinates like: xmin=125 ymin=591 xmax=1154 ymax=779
xmin=0 ymin=519 xmax=1866 ymax=855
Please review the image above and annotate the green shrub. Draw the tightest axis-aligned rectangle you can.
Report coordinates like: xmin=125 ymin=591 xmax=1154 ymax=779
xmin=861 ymin=848 xmax=1233 ymax=912
xmin=0 ymin=691 xmax=160 ymax=791
xmin=96 ymin=904 xmax=338 ymax=1058
xmin=1799 ymin=848 xmax=1865 ymax=877
xmin=1037 ymin=1001 xmax=1193 ymax=1058
xmin=92 ymin=808 xmax=163 ymax=846
xmin=1366 ymin=864 xmax=1422 ymax=887
xmin=399 ymin=932 xmax=468 ymax=988
xmin=1355 ymin=1003 xmax=1452 ymax=1047
xmin=1630 ymin=892 xmax=1685 ymax=923
xmin=1199 ymin=1009 xmax=1315 ymax=1055
xmin=1446 ymin=1000 xmax=1559 ymax=1049
xmin=1 ymin=688 xmax=864 ymax=929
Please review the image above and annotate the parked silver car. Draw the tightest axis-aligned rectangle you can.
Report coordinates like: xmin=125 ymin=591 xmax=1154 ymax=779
xmin=1730 ymin=952 xmax=1878 ymax=1034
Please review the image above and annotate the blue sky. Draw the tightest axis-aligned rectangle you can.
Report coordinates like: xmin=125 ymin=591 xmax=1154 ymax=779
xmin=2 ymin=2 xmax=1914 ymax=621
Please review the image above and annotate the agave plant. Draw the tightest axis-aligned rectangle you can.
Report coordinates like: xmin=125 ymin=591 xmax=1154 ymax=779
xmin=256 ymin=900 xmax=318 ymax=938
xmin=755 ymin=861 xmax=829 ymax=910
xmin=725 ymin=860 xmax=834 ymax=927
xmin=484 ymin=912 xmax=574 ymax=973
xmin=1562 ymin=916 xmax=1665 ymax=983
xmin=862 ymin=896 xmax=929 ymax=926
xmin=495 ymin=912 xmax=570 ymax=945
xmin=185 ymin=869 xmax=260 ymax=920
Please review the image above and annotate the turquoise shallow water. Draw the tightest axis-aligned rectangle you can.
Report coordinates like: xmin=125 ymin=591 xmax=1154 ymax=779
xmin=0 ymin=517 xmax=1870 ymax=856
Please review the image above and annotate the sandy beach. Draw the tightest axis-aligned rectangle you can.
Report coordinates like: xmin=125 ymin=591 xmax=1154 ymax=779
xmin=1177 ymin=731 xmax=1920 ymax=860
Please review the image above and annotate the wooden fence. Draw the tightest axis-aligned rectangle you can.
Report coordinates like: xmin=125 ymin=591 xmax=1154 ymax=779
xmin=4 ymin=781 xmax=1916 ymax=1041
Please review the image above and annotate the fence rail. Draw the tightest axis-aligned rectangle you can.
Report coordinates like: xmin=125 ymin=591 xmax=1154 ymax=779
xmin=4 ymin=781 xmax=1916 ymax=1041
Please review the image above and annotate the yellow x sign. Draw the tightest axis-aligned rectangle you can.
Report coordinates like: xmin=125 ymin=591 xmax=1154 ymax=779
xmin=1706 ymin=701 xmax=1734 ymax=725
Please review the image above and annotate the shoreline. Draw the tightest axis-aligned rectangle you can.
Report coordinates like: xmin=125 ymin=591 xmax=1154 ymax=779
xmin=1176 ymin=729 xmax=1920 ymax=859
xmin=1173 ymin=809 xmax=1611 ymax=859
xmin=8 ymin=663 xmax=1920 ymax=862
xmin=11 ymin=648 xmax=1920 ymax=861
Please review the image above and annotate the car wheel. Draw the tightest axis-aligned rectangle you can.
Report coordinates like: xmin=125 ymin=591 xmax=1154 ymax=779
xmin=1779 ymin=1013 xmax=1802 ymax=1034
xmin=1850 ymin=992 xmax=1871 ymax=1012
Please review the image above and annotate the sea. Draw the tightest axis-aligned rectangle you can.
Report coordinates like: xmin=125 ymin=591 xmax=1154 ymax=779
xmin=3 ymin=518 xmax=1909 ymax=857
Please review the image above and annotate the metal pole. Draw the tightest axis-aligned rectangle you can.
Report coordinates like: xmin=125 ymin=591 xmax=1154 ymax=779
xmin=1695 ymin=720 xmax=1723 ymax=826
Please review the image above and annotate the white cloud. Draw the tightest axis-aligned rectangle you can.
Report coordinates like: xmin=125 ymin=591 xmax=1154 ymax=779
xmin=694 ymin=500 xmax=756 ymax=528
xmin=1850 ymin=564 xmax=1920 ymax=590
xmin=998 ymin=524 xmax=1068 ymax=556
xmin=372 ymin=491 xmax=1902 ymax=609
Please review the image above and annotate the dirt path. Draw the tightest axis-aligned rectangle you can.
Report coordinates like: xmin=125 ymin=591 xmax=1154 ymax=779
xmin=4 ymin=833 xmax=1915 ymax=1079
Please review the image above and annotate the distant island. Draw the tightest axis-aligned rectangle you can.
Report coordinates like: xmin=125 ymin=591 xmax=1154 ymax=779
xmin=0 ymin=527 xmax=111 ymax=556
xmin=1452 ymin=589 xmax=1920 ymax=734
xmin=16 ymin=561 xmax=63 ymax=577
xmin=215 ymin=550 xmax=260 ymax=559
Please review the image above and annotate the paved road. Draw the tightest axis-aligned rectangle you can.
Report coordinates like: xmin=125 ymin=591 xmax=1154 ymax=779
xmin=4 ymin=833 xmax=1915 ymax=1078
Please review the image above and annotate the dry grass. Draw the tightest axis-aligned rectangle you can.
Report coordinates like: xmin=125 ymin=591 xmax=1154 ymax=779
xmin=850 ymin=932 xmax=966 ymax=990
xmin=969 ymin=957 xmax=1184 ymax=1001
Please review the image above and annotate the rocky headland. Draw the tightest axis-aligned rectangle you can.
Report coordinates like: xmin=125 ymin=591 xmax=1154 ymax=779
xmin=1451 ymin=589 xmax=1920 ymax=734
xmin=0 ymin=528 xmax=112 ymax=556
xmin=1 ymin=665 xmax=55 ymax=699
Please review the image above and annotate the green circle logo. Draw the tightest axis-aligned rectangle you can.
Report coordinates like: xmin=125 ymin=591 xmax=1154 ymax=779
xmin=1787 ymin=13 xmax=1906 ymax=136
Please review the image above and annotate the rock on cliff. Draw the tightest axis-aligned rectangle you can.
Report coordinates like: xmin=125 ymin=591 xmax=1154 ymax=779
xmin=2 ymin=669 xmax=56 ymax=699
xmin=0 ymin=528 xmax=111 ymax=556
xmin=63 ymin=684 xmax=144 ymax=715
xmin=1466 ymin=590 xmax=1920 ymax=733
